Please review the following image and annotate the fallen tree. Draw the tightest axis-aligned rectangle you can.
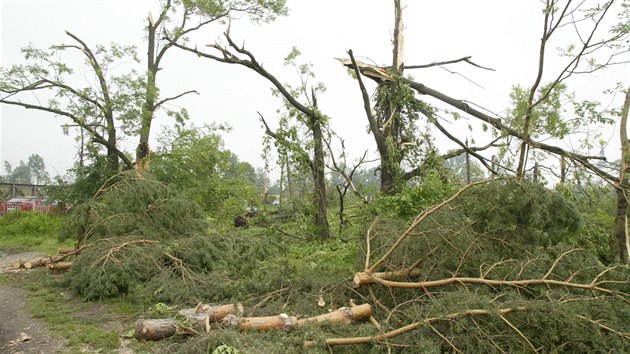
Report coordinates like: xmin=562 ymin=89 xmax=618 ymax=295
xmin=135 ymin=303 xmax=372 ymax=341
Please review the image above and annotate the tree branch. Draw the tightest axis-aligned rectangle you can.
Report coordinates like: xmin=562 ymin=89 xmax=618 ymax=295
xmin=405 ymin=56 xmax=495 ymax=71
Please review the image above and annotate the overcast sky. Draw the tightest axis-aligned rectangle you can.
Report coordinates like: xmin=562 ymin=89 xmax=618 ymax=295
xmin=1 ymin=0 xmax=628 ymax=180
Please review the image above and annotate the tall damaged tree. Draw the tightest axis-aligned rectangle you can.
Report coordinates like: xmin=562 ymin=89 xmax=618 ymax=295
xmin=613 ymin=87 xmax=630 ymax=264
xmin=134 ymin=0 xmax=287 ymax=170
xmin=0 ymin=32 xmax=140 ymax=173
xmin=344 ymin=0 xmax=498 ymax=194
xmin=170 ymin=35 xmax=331 ymax=239
xmin=343 ymin=0 xmax=628 ymax=261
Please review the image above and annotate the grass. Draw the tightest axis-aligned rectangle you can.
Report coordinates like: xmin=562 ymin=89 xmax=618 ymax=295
xmin=0 ymin=212 xmax=74 ymax=254
xmin=15 ymin=271 xmax=142 ymax=352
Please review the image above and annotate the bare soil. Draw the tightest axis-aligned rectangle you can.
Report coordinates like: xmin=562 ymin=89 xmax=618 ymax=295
xmin=0 ymin=252 xmax=66 ymax=354
xmin=0 ymin=252 xmax=135 ymax=354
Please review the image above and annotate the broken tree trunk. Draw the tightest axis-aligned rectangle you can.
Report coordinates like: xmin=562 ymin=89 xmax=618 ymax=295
xmin=23 ymin=258 xmax=50 ymax=269
xmin=57 ymin=247 xmax=76 ymax=254
xmin=223 ymin=313 xmax=298 ymax=332
xmin=177 ymin=303 xmax=244 ymax=329
xmin=297 ymin=303 xmax=372 ymax=327
xmin=46 ymin=262 xmax=72 ymax=270
xmin=135 ymin=319 xmax=197 ymax=341
xmin=12 ymin=260 xmax=26 ymax=269
xmin=222 ymin=303 xmax=373 ymax=332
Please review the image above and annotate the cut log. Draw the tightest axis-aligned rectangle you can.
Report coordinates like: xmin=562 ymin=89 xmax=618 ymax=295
xmin=222 ymin=303 xmax=372 ymax=332
xmin=353 ymin=269 xmax=424 ymax=288
xmin=58 ymin=247 xmax=76 ymax=254
xmin=178 ymin=303 xmax=243 ymax=324
xmin=12 ymin=260 xmax=26 ymax=269
xmin=134 ymin=319 xmax=197 ymax=341
xmin=23 ymin=258 xmax=50 ymax=269
xmin=135 ymin=319 xmax=178 ymax=341
xmin=223 ymin=313 xmax=298 ymax=332
xmin=350 ymin=300 xmax=381 ymax=330
xmin=297 ymin=304 xmax=372 ymax=327
xmin=46 ymin=262 xmax=72 ymax=270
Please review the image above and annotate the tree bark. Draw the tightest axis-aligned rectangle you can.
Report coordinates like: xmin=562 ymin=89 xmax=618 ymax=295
xmin=353 ymin=269 xmax=424 ymax=288
xmin=222 ymin=304 xmax=372 ymax=332
xmin=134 ymin=319 xmax=197 ymax=341
xmin=177 ymin=303 xmax=243 ymax=324
xmin=309 ymin=107 xmax=331 ymax=240
xmin=46 ymin=262 xmax=72 ymax=270
xmin=613 ymin=87 xmax=630 ymax=264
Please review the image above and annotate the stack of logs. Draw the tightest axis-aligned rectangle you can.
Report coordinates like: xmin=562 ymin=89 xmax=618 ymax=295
xmin=11 ymin=247 xmax=78 ymax=271
xmin=135 ymin=302 xmax=373 ymax=342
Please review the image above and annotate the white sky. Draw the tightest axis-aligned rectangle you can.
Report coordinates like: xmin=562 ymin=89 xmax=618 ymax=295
xmin=1 ymin=0 xmax=628 ymax=180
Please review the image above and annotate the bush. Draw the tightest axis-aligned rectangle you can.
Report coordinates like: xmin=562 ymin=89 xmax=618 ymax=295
xmin=0 ymin=212 xmax=63 ymax=250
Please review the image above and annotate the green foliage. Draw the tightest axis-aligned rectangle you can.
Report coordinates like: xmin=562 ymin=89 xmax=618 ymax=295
xmin=212 ymin=344 xmax=242 ymax=354
xmin=557 ymin=182 xmax=616 ymax=262
xmin=48 ymin=155 xmax=118 ymax=207
xmin=507 ymin=82 xmax=572 ymax=139
xmin=62 ymin=172 xmax=210 ymax=300
xmin=464 ymin=179 xmax=582 ymax=248
xmin=371 ymin=173 xmax=459 ymax=219
xmin=0 ymin=212 xmax=66 ymax=252
xmin=2 ymin=154 xmax=50 ymax=184
xmin=151 ymin=124 xmax=259 ymax=225
xmin=357 ymin=179 xmax=629 ymax=352
xmin=182 ymin=0 xmax=288 ymax=22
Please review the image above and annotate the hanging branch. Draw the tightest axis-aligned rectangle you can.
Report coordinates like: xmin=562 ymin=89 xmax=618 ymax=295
xmin=405 ymin=56 xmax=495 ymax=71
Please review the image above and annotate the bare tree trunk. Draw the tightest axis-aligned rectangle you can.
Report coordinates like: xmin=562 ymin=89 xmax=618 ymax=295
xmin=465 ymin=138 xmax=471 ymax=184
xmin=136 ymin=15 xmax=157 ymax=171
xmin=285 ymin=154 xmax=296 ymax=213
xmin=310 ymin=103 xmax=331 ymax=240
xmin=516 ymin=0 xmax=553 ymax=177
xmin=613 ymin=87 xmax=630 ymax=264
xmin=106 ymin=113 xmax=120 ymax=172
xmin=381 ymin=0 xmax=405 ymax=194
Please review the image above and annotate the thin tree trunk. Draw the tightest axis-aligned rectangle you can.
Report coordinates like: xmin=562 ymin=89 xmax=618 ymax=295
xmin=106 ymin=113 xmax=120 ymax=172
xmin=136 ymin=15 xmax=157 ymax=171
xmin=613 ymin=87 xmax=630 ymax=264
xmin=285 ymin=154 xmax=295 ymax=213
xmin=517 ymin=0 xmax=551 ymax=177
xmin=310 ymin=111 xmax=331 ymax=240
xmin=378 ymin=0 xmax=405 ymax=195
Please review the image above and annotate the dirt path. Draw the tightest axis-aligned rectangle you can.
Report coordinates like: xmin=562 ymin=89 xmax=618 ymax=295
xmin=0 ymin=252 xmax=66 ymax=354
xmin=0 ymin=285 xmax=65 ymax=354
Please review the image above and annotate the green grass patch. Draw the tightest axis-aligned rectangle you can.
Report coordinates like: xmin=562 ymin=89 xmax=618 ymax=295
xmin=0 ymin=212 xmax=73 ymax=253
xmin=15 ymin=271 xmax=139 ymax=352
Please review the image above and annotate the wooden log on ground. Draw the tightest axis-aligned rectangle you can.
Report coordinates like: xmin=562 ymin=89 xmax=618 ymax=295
xmin=223 ymin=313 xmax=299 ymax=332
xmin=297 ymin=304 xmax=372 ymax=327
xmin=46 ymin=262 xmax=72 ymax=270
xmin=222 ymin=303 xmax=372 ymax=332
xmin=24 ymin=258 xmax=50 ymax=269
xmin=178 ymin=303 xmax=243 ymax=324
xmin=134 ymin=319 xmax=198 ymax=341
xmin=12 ymin=260 xmax=26 ymax=269
xmin=353 ymin=269 xmax=424 ymax=288
xmin=58 ymin=247 xmax=76 ymax=254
